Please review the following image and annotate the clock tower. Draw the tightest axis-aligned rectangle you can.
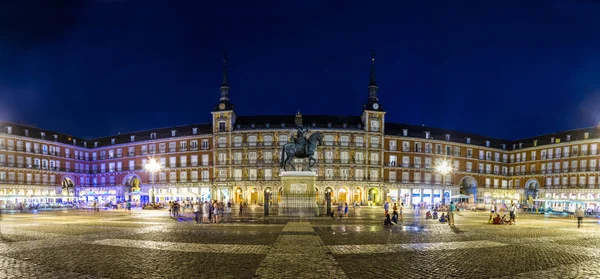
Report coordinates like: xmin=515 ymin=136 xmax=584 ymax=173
xmin=212 ymin=53 xmax=236 ymax=134
xmin=362 ymin=51 xmax=385 ymax=133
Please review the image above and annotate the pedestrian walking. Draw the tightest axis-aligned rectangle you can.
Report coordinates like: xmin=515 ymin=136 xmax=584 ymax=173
xmin=126 ymin=200 xmax=131 ymax=215
xmin=575 ymin=206 xmax=585 ymax=228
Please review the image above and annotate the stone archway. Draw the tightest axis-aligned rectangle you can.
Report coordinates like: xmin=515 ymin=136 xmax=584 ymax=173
xmin=249 ymin=187 xmax=259 ymax=205
xmin=524 ymin=178 xmax=540 ymax=203
xmin=325 ymin=187 xmax=334 ymax=203
xmin=234 ymin=187 xmax=243 ymax=204
xmin=125 ymin=176 xmax=142 ymax=192
xmin=61 ymin=177 xmax=75 ymax=196
xmin=264 ymin=187 xmax=273 ymax=205
xmin=338 ymin=186 xmax=349 ymax=205
xmin=353 ymin=187 xmax=363 ymax=204
xmin=368 ymin=187 xmax=380 ymax=205
xmin=459 ymin=176 xmax=478 ymax=195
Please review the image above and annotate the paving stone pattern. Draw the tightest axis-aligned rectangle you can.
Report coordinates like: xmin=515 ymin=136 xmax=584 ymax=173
xmin=0 ymin=208 xmax=599 ymax=278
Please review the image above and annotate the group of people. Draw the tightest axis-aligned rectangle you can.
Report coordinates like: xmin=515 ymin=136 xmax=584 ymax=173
xmin=383 ymin=202 xmax=404 ymax=226
xmin=425 ymin=202 xmax=457 ymax=225
xmin=329 ymin=203 xmax=349 ymax=220
xmin=489 ymin=203 xmax=517 ymax=225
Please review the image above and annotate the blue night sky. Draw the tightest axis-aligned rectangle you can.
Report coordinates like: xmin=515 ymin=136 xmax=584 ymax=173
xmin=0 ymin=0 xmax=599 ymax=140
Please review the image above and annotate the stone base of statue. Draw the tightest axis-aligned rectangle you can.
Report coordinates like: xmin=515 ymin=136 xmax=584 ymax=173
xmin=278 ymin=171 xmax=318 ymax=217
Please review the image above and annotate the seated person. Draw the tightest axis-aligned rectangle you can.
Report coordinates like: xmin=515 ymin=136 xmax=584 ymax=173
xmin=439 ymin=213 xmax=447 ymax=223
xmin=433 ymin=211 xmax=438 ymax=219
xmin=384 ymin=214 xmax=392 ymax=226
xmin=502 ymin=215 xmax=510 ymax=224
xmin=493 ymin=214 xmax=501 ymax=224
xmin=425 ymin=211 xmax=433 ymax=219
xmin=391 ymin=214 xmax=398 ymax=225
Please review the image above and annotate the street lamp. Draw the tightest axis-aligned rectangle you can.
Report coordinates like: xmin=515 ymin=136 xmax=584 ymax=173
xmin=436 ymin=160 xmax=452 ymax=204
xmin=144 ymin=158 xmax=161 ymax=204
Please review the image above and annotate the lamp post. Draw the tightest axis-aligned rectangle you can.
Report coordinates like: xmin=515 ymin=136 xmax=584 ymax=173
xmin=436 ymin=160 xmax=452 ymax=205
xmin=144 ymin=158 xmax=161 ymax=205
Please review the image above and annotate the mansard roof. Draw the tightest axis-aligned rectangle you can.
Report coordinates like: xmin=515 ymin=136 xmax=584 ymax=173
xmin=511 ymin=126 xmax=600 ymax=149
xmin=0 ymin=122 xmax=87 ymax=147
xmin=87 ymin=123 xmax=212 ymax=148
xmin=385 ymin=122 xmax=511 ymax=149
xmin=234 ymin=115 xmax=363 ymax=130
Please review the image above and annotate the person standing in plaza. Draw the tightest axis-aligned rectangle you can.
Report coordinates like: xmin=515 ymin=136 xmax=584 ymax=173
xmin=126 ymin=200 xmax=131 ymax=215
xmin=449 ymin=202 xmax=456 ymax=226
xmin=344 ymin=203 xmax=349 ymax=219
xmin=399 ymin=203 xmax=404 ymax=222
xmin=509 ymin=203 xmax=517 ymax=225
xmin=384 ymin=201 xmax=389 ymax=215
xmin=575 ymin=206 xmax=585 ymax=228
xmin=392 ymin=203 xmax=398 ymax=219
xmin=193 ymin=202 xmax=201 ymax=224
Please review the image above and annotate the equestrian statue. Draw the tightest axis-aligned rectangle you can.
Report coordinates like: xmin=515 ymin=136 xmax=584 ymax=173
xmin=280 ymin=125 xmax=323 ymax=171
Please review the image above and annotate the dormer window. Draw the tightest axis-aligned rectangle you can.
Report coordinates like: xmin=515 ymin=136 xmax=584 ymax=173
xmin=512 ymin=144 xmax=516 ymax=150
xmin=236 ymin=124 xmax=241 ymax=129
xmin=485 ymin=141 xmax=490 ymax=147
xmin=111 ymin=138 xmax=116 ymax=145
xmin=584 ymin=132 xmax=590 ymax=139
xmin=501 ymin=144 xmax=506 ymax=150
xmin=343 ymin=123 xmax=347 ymax=128
xmin=265 ymin=123 xmax=270 ymax=128
xmin=519 ymin=143 xmax=523 ymax=148
xmin=6 ymin=126 xmax=12 ymax=134
xmin=73 ymin=139 xmax=77 ymax=145
xmin=150 ymin=133 xmax=156 ymax=139
xmin=566 ymin=135 xmax=571 ymax=142
xmin=94 ymin=142 xmax=99 ymax=148
xmin=327 ymin=122 xmax=332 ymax=128
xmin=251 ymin=123 xmax=255 ymax=129
xmin=40 ymin=132 xmax=45 ymax=140
xmin=192 ymin=128 xmax=198 ymax=135
xmin=171 ymin=130 xmax=176 ymax=137
xmin=281 ymin=122 xmax=285 ymax=128
xmin=466 ymin=137 xmax=471 ymax=144
xmin=24 ymin=129 xmax=29 ymax=137
xmin=131 ymin=135 xmax=136 ymax=142
xmin=550 ymin=137 xmax=555 ymax=143
xmin=533 ymin=140 xmax=538 ymax=147
xmin=312 ymin=122 xmax=316 ymax=128
xmin=445 ymin=134 xmax=450 ymax=141
xmin=357 ymin=123 xmax=362 ymax=129
xmin=53 ymin=135 xmax=58 ymax=141
xmin=402 ymin=129 xmax=408 ymax=137
xmin=424 ymin=131 xmax=430 ymax=139
xmin=83 ymin=142 xmax=87 ymax=148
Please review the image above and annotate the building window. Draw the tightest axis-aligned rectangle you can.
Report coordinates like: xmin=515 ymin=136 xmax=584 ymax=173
xmin=219 ymin=121 xmax=226 ymax=132
xmin=192 ymin=128 xmax=198 ymax=135
xmin=111 ymin=138 xmax=116 ymax=145
xmin=171 ymin=130 xmax=177 ymax=137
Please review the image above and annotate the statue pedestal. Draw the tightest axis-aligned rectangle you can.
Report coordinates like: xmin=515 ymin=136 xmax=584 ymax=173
xmin=279 ymin=171 xmax=318 ymax=217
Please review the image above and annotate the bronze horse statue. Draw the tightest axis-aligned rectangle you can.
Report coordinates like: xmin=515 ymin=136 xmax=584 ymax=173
xmin=280 ymin=132 xmax=323 ymax=171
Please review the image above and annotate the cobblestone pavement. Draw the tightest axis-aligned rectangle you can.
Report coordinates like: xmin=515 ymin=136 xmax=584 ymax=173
xmin=0 ymin=207 xmax=599 ymax=278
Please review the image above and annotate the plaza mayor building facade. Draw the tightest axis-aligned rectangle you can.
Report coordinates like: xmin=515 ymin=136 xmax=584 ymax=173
xmin=1 ymin=57 xmax=600 ymax=210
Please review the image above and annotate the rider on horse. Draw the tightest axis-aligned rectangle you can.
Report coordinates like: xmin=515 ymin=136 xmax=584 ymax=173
xmin=295 ymin=125 xmax=309 ymax=155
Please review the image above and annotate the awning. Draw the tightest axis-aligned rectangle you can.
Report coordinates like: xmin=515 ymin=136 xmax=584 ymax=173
xmin=450 ymin=194 xmax=471 ymax=199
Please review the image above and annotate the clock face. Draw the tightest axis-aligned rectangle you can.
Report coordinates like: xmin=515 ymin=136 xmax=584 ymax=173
xmin=219 ymin=103 xmax=226 ymax=110
xmin=372 ymin=103 xmax=379 ymax=110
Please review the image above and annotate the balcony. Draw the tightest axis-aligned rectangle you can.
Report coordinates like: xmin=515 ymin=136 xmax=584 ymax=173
xmin=180 ymin=148 xmax=187 ymax=152
xmin=128 ymin=152 xmax=135 ymax=157
xmin=169 ymin=149 xmax=176 ymax=153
